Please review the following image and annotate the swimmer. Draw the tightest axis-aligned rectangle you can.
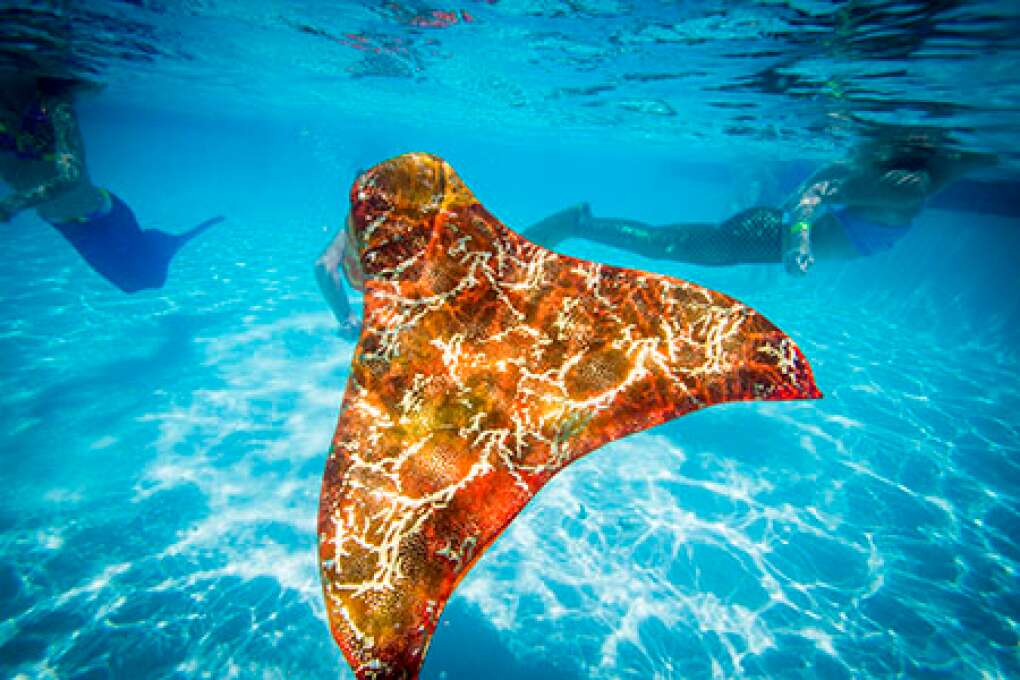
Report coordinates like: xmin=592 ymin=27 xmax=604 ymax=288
xmin=0 ymin=74 xmax=223 ymax=293
xmin=313 ymin=134 xmax=992 ymax=333
xmin=524 ymin=132 xmax=994 ymax=276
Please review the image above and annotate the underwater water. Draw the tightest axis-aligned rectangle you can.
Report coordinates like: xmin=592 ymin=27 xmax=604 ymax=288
xmin=1 ymin=2 xmax=1019 ymax=679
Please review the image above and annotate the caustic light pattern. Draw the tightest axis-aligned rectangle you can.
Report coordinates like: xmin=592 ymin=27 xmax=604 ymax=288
xmin=317 ymin=153 xmax=822 ymax=679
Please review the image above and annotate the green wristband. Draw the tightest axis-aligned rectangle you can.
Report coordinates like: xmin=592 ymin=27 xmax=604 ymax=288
xmin=790 ymin=220 xmax=812 ymax=236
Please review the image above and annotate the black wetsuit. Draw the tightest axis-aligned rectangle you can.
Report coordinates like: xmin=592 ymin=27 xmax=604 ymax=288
xmin=526 ymin=206 xmax=785 ymax=265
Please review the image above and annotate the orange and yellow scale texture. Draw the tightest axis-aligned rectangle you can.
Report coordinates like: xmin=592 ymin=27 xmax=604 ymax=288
xmin=318 ymin=153 xmax=821 ymax=680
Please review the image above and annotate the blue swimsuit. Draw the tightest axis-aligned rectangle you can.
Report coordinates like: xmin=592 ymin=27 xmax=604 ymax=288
xmin=831 ymin=207 xmax=914 ymax=256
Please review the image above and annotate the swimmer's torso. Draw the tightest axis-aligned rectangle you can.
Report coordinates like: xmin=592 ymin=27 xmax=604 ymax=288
xmin=0 ymin=99 xmax=58 ymax=188
xmin=0 ymin=87 xmax=103 ymax=223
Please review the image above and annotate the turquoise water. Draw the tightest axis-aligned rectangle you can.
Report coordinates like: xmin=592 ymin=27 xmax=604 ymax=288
xmin=2 ymin=2 xmax=1020 ymax=679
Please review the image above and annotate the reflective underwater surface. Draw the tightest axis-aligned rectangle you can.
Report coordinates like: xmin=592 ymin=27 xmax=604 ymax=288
xmin=1 ymin=2 xmax=1019 ymax=679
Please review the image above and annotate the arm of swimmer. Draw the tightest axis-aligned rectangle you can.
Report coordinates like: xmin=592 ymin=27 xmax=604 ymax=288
xmin=782 ymin=164 xmax=849 ymax=225
xmin=780 ymin=164 xmax=849 ymax=275
xmin=0 ymin=95 xmax=86 ymax=221
xmin=314 ymin=230 xmax=361 ymax=338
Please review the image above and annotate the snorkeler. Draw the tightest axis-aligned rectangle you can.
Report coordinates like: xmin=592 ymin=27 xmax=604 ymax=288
xmin=0 ymin=74 xmax=222 ymax=293
xmin=524 ymin=134 xmax=994 ymax=276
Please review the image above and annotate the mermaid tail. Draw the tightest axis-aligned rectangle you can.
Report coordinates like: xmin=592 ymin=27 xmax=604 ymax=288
xmin=155 ymin=214 xmax=224 ymax=250
xmin=319 ymin=153 xmax=821 ymax=680
xmin=50 ymin=193 xmax=223 ymax=293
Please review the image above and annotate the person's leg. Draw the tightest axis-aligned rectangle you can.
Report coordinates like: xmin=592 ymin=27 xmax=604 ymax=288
xmin=526 ymin=204 xmax=833 ymax=267
xmin=577 ymin=206 xmax=785 ymax=265
xmin=524 ymin=203 xmax=693 ymax=260
xmin=577 ymin=214 xmax=688 ymax=260
xmin=520 ymin=204 xmax=590 ymax=250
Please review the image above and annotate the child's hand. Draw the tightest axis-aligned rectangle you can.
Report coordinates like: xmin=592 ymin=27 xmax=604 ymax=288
xmin=783 ymin=245 xmax=814 ymax=276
